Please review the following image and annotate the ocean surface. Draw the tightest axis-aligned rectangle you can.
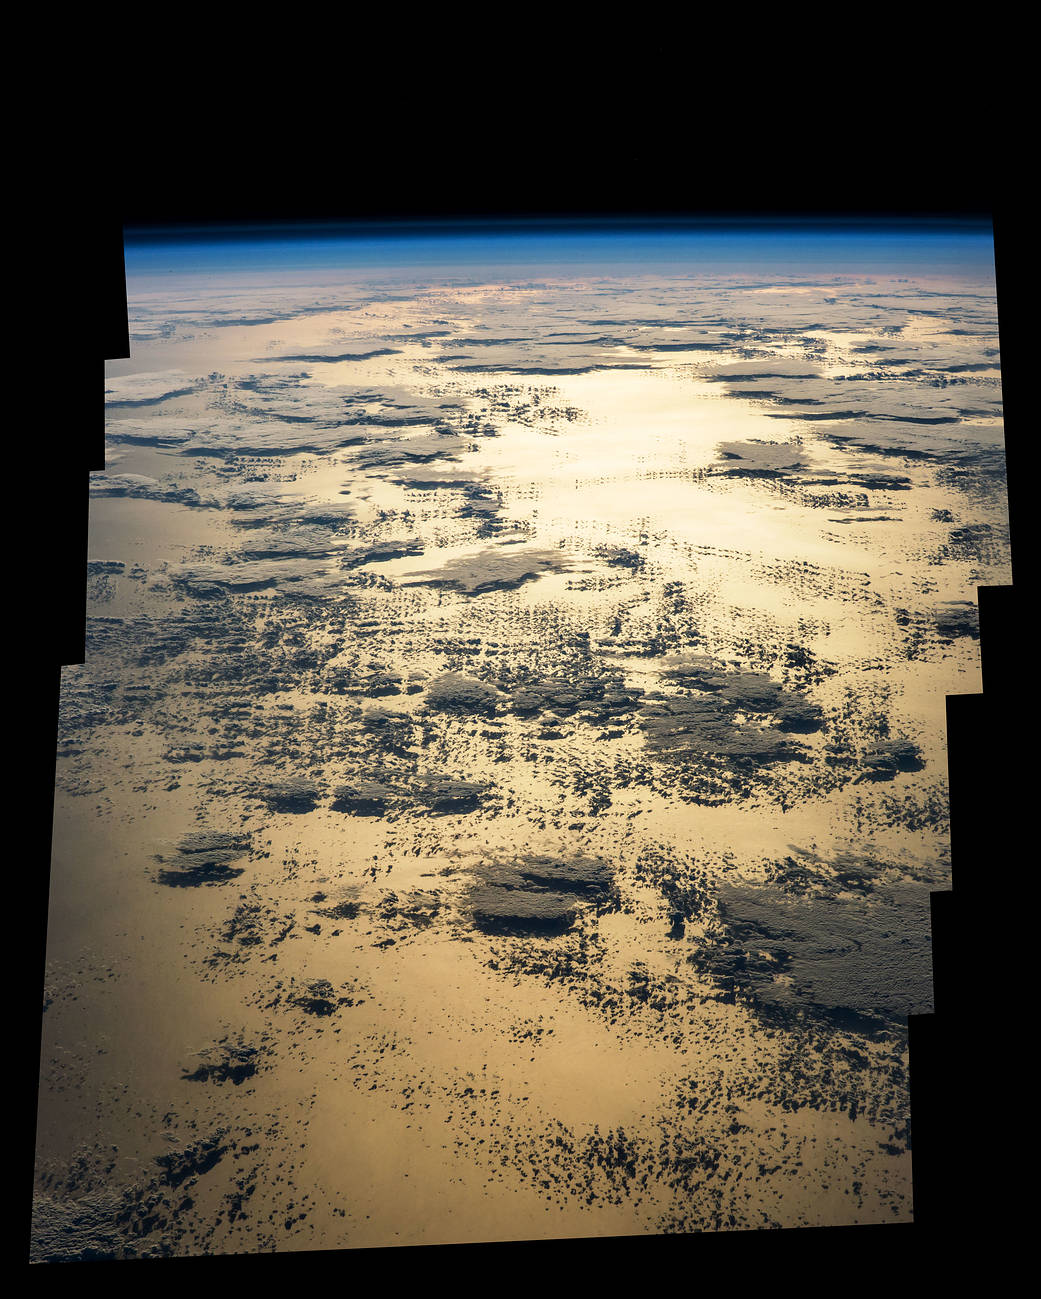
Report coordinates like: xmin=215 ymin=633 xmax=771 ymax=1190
xmin=33 ymin=225 xmax=1009 ymax=1257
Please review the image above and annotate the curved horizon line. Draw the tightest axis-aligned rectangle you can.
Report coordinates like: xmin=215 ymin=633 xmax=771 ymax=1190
xmin=124 ymin=213 xmax=994 ymax=243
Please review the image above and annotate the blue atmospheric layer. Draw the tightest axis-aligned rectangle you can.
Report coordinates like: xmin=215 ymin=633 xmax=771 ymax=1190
xmin=122 ymin=218 xmax=995 ymax=278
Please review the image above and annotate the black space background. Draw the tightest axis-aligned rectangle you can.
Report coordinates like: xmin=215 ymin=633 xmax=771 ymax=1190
xmin=19 ymin=57 xmax=1029 ymax=1289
